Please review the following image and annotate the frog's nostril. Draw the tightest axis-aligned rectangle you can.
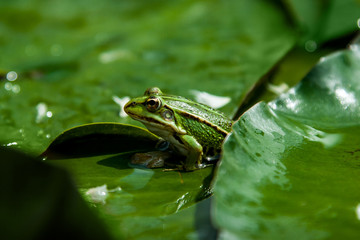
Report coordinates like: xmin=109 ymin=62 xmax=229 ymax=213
xmin=124 ymin=101 xmax=136 ymax=111
xmin=126 ymin=101 xmax=136 ymax=107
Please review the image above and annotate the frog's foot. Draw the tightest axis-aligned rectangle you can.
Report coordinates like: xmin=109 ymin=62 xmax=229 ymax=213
xmin=161 ymin=158 xmax=185 ymax=172
xmin=163 ymin=162 xmax=204 ymax=172
xmin=173 ymin=161 xmax=212 ymax=171
xmin=131 ymin=151 xmax=172 ymax=169
xmin=162 ymin=163 xmax=187 ymax=172
xmin=162 ymin=167 xmax=182 ymax=172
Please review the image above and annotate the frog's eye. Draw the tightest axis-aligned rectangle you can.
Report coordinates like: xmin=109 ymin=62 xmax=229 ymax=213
xmin=161 ymin=109 xmax=174 ymax=121
xmin=146 ymin=97 xmax=161 ymax=112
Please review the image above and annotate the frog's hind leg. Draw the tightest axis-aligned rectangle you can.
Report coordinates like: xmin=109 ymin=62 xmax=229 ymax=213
xmin=179 ymin=135 xmax=203 ymax=171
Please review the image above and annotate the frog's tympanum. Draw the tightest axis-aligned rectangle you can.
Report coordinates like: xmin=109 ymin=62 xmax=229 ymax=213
xmin=124 ymin=87 xmax=232 ymax=171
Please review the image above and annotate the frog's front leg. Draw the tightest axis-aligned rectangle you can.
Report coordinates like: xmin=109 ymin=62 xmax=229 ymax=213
xmin=179 ymin=135 xmax=203 ymax=171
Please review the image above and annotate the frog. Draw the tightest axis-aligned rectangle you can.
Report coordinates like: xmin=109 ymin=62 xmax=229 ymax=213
xmin=124 ymin=87 xmax=233 ymax=171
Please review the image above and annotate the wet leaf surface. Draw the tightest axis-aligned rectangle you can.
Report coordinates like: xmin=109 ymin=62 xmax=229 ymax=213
xmin=41 ymin=123 xmax=160 ymax=159
xmin=50 ymin=154 xmax=215 ymax=239
xmin=214 ymin=42 xmax=360 ymax=239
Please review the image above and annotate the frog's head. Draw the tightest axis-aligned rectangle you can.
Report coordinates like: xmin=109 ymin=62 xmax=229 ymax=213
xmin=124 ymin=87 xmax=183 ymax=134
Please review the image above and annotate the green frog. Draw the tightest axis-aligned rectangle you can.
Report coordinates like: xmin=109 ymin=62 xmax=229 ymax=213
xmin=124 ymin=87 xmax=232 ymax=171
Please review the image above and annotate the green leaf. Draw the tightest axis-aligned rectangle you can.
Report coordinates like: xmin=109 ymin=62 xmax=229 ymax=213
xmin=50 ymin=154 xmax=215 ymax=239
xmin=214 ymin=42 xmax=360 ymax=239
xmin=41 ymin=123 xmax=160 ymax=159
xmin=0 ymin=147 xmax=112 ymax=240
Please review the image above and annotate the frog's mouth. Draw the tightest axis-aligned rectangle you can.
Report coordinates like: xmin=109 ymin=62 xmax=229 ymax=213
xmin=127 ymin=113 xmax=185 ymax=135
xmin=133 ymin=115 xmax=161 ymax=126
xmin=125 ymin=112 xmax=157 ymax=124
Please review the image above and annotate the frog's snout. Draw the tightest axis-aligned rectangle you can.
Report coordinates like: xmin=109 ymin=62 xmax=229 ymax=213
xmin=126 ymin=101 xmax=137 ymax=108
xmin=124 ymin=101 xmax=137 ymax=113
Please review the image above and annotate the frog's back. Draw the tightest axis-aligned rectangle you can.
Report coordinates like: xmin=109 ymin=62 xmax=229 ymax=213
xmin=162 ymin=95 xmax=232 ymax=135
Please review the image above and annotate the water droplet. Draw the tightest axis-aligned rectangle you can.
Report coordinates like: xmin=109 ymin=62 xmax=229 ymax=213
xmin=99 ymin=49 xmax=134 ymax=64
xmin=46 ymin=134 xmax=51 ymax=139
xmin=86 ymin=184 xmax=109 ymax=204
xmin=356 ymin=203 xmax=360 ymax=220
xmin=267 ymin=83 xmax=289 ymax=95
xmin=4 ymin=82 xmax=12 ymax=91
xmin=12 ymin=84 xmax=20 ymax=93
xmin=46 ymin=111 xmax=53 ymax=118
xmin=4 ymin=142 xmax=18 ymax=147
xmin=36 ymin=102 xmax=49 ymax=123
xmin=4 ymin=82 xmax=21 ymax=93
xmin=357 ymin=18 xmax=360 ymax=28
xmin=113 ymin=95 xmax=130 ymax=117
xmin=305 ymin=40 xmax=317 ymax=52
xmin=6 ymin=71 xmax=18 ymax=81
xmin=190 ymin=89 xmax=231 ymax=109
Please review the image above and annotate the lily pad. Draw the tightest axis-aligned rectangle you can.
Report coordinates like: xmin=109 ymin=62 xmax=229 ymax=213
xmin=41 ymin=122 xmax=160 ymax=159
xmin=213 ymin=42 xmax=360 ymax=238
xmin=50 ymin=153 xmax=215 ymax=239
